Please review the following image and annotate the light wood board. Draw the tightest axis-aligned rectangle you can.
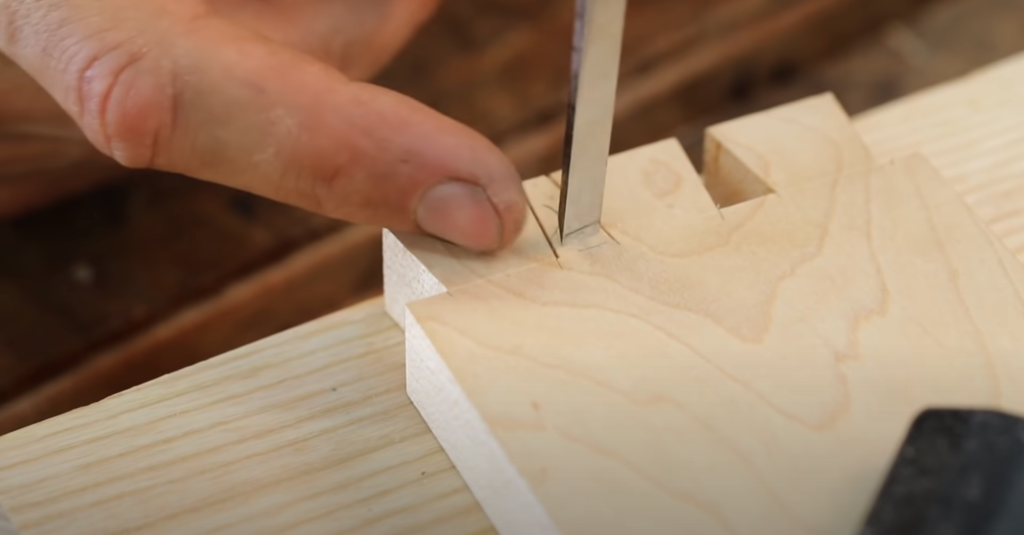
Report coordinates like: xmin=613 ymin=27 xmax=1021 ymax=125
xmin=0 ymin=301 xmax=493 ymax=535
xmin=3 ymin=51 xmax=1024 ymax=535
xmin=386 ymin=93 xmax=1024 ymax=535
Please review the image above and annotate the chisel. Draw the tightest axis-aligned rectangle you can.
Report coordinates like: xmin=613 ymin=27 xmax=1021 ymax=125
xmin=557 ymin=0 xmax=628 ymax=243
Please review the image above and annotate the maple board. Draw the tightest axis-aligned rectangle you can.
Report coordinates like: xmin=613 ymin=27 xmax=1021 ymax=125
xmin=384 ymin=94 xmax=1024 ymax=535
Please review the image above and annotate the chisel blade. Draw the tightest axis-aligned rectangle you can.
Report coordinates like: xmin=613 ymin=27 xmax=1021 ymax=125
xmin=558 ymin=0 xmax=628 ymax=243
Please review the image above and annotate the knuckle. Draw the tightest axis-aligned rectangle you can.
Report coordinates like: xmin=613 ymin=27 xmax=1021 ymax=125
xmin=1 ymin=1 xmax=182 ymax=171
xmin=69 ymin=40 xmax=171 ymax=169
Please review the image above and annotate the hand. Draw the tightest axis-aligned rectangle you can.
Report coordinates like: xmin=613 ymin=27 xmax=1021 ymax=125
xmin=0 ymin=0 xmax=527 ymax=251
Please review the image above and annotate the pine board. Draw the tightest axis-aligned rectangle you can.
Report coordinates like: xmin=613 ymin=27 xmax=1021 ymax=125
xmin=3 ymin=51 xmax=1024 ymax=535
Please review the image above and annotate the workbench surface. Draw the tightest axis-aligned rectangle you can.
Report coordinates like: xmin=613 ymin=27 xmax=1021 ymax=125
xmin=3 ymin=51 xmax=1024 ymax=535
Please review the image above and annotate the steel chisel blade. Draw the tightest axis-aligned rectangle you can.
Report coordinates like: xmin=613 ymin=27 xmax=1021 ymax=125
xmin=558 ymin=0 xmax=628 ymax=243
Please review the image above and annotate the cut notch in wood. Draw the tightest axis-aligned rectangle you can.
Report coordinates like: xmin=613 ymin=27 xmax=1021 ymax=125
xmin=702 ymin=93 xmax=873 ymax=208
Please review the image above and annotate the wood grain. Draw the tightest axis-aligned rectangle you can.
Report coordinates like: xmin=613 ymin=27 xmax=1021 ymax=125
xmin=392 ymin=95 xmax=1024 ymax=534
xmin=0 ymin=299 xmax=494 ymax=535
xmin=5 ymin=50 xmax=1024 ymax=535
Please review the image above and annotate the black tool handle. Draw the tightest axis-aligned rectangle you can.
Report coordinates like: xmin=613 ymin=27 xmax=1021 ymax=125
xmin=860 ymin=409 xmax=1024 ymax=535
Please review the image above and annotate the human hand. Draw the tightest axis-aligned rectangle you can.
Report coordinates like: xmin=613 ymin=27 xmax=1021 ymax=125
xmin=0 ymin=0 xmax=527 ymax=251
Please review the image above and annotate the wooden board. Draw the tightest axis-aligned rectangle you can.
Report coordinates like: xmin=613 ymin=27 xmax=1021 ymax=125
xmin=5 ymin=48 xmax=1024 ymax=535
xmin=386 ymin=94 xmax=1024 ymax=535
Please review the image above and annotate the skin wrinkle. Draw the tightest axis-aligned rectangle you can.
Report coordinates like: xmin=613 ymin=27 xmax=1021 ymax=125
xmin=66 ymin=23 xmax=131 ymax=115
xmin=83 ymin=50 xmax=151 ymax=166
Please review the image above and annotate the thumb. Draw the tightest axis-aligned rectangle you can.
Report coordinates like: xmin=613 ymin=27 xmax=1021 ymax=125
xmin=0 ymin=2 xmax=527 ymax=252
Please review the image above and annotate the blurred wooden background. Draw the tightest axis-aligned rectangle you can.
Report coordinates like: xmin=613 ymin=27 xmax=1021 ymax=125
xmin=2 ymin=0 xmax=1024 ymax=434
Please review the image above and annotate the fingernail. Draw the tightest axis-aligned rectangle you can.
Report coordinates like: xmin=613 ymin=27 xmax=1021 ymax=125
xmin=416 ymin=181 xmax=503 ymax=252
